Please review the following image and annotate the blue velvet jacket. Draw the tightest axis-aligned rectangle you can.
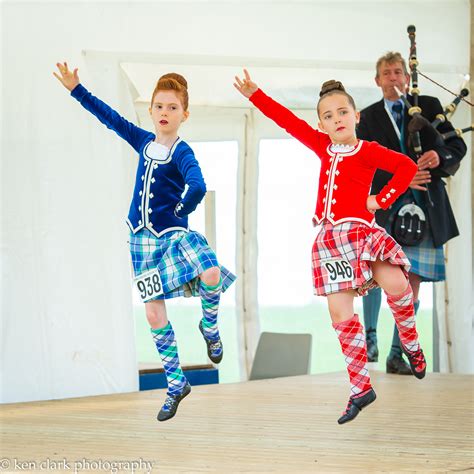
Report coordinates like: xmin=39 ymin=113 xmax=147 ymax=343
xmin=71 ymin=84 xmax=206 ymax=237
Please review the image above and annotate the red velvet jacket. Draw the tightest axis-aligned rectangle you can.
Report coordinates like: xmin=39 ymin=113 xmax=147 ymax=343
xmin=250 ymin=89 xmax=418 ymax=227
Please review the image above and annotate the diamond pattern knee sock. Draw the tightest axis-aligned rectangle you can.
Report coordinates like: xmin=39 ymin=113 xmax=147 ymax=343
xmin=389 ymin=298 xmax=421 ymax=358
xmin=151 ymin=322 xmax=187 ymax=396
xmin=386 ymin=284 xmax=420 ymax=353
xmin=199 ymin=278 xmax=222 ymax=341
xmin=333 ymin=314 xmax=372 ymax=397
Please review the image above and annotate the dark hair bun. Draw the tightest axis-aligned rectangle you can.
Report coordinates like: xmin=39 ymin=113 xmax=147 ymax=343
xmin=158 ymin=73 xmax=188 ymax=90
xmin=319 ymin=80 xmax=345 ymax=97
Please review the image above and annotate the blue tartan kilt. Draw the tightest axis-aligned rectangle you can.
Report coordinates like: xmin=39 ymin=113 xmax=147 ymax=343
xmin=129 ymin=228 xmax=236 ymax=299
xmin=385 ymin=194 xmax=446 ymax=282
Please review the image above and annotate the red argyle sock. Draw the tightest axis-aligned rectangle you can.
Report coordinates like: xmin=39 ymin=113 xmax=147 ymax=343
xmin=333 ymin=314 xmax=372 ymax=397
xmin=386 ymin=284 xmax=420 ymax=353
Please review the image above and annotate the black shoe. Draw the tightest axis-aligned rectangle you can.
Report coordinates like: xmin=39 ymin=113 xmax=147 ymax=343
xmin=157 ymin=382 xmax=191 ymax=422
xmin=199 ymin=321 xmax=223 ymax=364
xmin=338 ymin=388 xmax=377 ymax=425
xmin=401 ymin=344 xmax=427 ymax=380
xmin=386 ymin=354 xmax=413 ymax=375
xmin=366 ymin=338 xmax=379 ymax=363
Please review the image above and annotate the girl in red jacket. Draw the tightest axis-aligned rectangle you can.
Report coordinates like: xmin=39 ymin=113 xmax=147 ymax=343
xmin=234 ymin=70 xmax=426 ymax=424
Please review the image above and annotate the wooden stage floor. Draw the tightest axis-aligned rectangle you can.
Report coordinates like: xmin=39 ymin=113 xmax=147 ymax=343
xmin=1 ymin=371 xmax=473 ymax=472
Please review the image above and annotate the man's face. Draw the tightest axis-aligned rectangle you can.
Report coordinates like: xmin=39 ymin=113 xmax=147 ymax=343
xmin=375 ymin=61 xmax=410 ymax=101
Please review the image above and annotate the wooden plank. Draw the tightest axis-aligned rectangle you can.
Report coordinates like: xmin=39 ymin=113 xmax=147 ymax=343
xmin=1 ymin=371 xmax=472 ymax=472
xmin=138 ymin=363 xmax=213 ymax=374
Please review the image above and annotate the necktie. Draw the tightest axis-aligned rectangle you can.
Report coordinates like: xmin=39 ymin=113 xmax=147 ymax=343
xmin=392 ymin=102 xmax=403 ymax=131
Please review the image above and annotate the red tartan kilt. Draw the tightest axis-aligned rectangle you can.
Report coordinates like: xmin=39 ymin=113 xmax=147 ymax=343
xmin=311 ymin=221 xmax=411 ymax=296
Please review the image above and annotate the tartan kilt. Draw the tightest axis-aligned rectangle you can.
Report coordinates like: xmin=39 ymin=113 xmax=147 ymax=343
xmin=129 ymin=228 xmax=236 ymax=300
xmin=312 ymin=221 xmax=411 ymax=296
xmin=384 ymin=194 xmax=446 ymax=282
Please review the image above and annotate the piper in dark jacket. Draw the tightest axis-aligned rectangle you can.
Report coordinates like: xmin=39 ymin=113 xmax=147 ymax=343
xmin=357 ymin=52 xmax=467 ymax=374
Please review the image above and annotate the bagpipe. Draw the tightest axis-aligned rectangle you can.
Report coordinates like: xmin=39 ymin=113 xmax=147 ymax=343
xmin=391 ymin=25 xmax=471 ymax=245
xmin=431 ymin=83 xmax=473 ymax=140
xmin=441 ymin=123 xmax=474 ymax=140
xmin=394 ymin=25 xmax=472 ymax=158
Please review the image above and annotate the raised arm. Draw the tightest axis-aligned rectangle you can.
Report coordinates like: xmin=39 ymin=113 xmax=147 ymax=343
xmin=234 ymin=69 xmax=324 ymax=153
xmin=54 ymin=62 xmax=152 ymax=153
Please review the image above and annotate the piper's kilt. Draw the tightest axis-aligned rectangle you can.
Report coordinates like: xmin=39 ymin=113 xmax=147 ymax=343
xmin=384 ymin=194 xmax=446 ymax=282
xmin=129 ymin=228 xmax=236 ymax=299
xmin=312 ymin=221 xmax=411 ymax=296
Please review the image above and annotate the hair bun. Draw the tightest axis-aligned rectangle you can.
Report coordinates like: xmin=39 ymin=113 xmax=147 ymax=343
xmin=158 ymin=72 xmax=188 ymax=90
xmin=319 ymin=80 xmax=345 ymax=97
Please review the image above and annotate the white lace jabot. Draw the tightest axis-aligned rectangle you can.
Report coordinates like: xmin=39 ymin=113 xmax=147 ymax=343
xmin=329 ymin=143 xmax=357 ymax=153
xmin=144 ymin=141 xmax=171 ymax=162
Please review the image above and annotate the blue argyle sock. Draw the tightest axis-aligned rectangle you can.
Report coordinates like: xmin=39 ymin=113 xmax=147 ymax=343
xmin=199 ymin=278 xmax=222 ymax=341
xmin=151 ymin=323 xmax=187 ymax=396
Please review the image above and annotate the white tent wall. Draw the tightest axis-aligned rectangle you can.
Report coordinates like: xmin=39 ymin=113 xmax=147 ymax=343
xmin=1 ymin=36 xmax=140 ymax=403
xmin=434 ymin=107 xmax=473 ymax=373
xmin=1 ymin=0 xmax=472 ymax=403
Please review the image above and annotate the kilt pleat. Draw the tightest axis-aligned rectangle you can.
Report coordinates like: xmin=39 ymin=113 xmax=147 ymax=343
xmin=312 ymin=221 xmax=411 ymax=296
xmin=129 ymin=228 xmax=236 ymax=299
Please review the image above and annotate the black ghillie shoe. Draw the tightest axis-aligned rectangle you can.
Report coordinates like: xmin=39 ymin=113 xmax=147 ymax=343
xmin=401 ymin=344 xmax=427 ymax=379
xmin=386 ymin=354 xmax=412 ymax=375
xmin=366 ymin=333 xmax=379 ymax=363
xmin=157 ymin=382 xmax=191 ymax=422
xmin=337 ymin=388 xmax=377 ymax=425
xmin=199 ymin=321 xmax=223 ymax=364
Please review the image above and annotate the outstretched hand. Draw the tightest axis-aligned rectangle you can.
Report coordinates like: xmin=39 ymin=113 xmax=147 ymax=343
xmin=233 ymin=69 xmax=258 ymax=98
xmin=53 ymin=62 xmax=80 ymax=91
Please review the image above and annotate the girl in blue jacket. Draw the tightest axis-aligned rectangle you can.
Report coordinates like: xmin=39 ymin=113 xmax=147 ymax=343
xmin=54 ymin=62 xmax=235 ymax=422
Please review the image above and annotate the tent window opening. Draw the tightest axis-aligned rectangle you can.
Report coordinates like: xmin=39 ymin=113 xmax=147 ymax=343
xmin=133 ymin=141 xmax=240 ymax=383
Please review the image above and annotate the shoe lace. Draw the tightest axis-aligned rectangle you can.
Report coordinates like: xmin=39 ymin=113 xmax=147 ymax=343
xmin=163 ymin=394 xmax=177 ymax=409
xmin=411 ymin=349 xmax=426 ymax=371
xmin=343 ymin=397 xmax=354 ymax=415
xmin=209 ymin=340 xmax=222 ymax=352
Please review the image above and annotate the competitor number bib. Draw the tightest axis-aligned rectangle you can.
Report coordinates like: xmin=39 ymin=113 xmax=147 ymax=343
xmin=134 ymin=268 xmax=164 ymax=302
xmin=322 ymin=257 xmax=354 ymax=284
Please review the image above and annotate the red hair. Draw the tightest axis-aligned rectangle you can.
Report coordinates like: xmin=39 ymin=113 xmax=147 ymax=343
xmin=150 ymin=73 xmax=189 ymax=111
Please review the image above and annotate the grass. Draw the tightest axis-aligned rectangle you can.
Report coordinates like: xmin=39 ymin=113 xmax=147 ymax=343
xmin=134 ymin=301 xmax=432 ymax=383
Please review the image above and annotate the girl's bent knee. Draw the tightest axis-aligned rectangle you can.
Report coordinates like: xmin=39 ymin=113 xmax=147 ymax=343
xmin=200 ymin=267 xmax=221 ymax=286
xmin=329 ymin=308 xmax=355 ymax=324
xmin=145 ymin=300 xmax=168 ymax=329
xmin=146 ymin=313 xmax=168 ymax=329
xmin=385 ymin=279 xmax=410 ymax=297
